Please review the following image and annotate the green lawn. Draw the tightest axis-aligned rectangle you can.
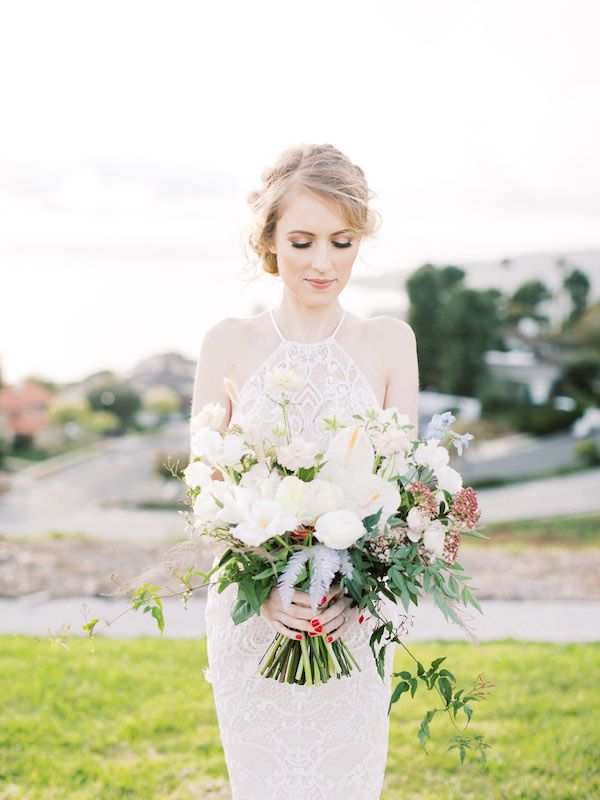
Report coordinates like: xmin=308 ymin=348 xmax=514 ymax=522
xmin=468 ymin=512 xmax=600 ymax=549
xmin=0 ymin=636 xmax=598 ymax=799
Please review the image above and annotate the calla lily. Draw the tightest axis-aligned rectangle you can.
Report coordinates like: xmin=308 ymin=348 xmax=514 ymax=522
xmin=320 ymin=424 xmax=401 ymax=524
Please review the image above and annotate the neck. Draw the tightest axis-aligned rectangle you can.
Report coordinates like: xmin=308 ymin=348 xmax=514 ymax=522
xmin=274 ymin=296 xmax=344 ymax=342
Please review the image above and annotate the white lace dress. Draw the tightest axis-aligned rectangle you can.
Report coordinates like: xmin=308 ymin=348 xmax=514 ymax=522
xmin=204 ymin=308 xmax=399 ymax=800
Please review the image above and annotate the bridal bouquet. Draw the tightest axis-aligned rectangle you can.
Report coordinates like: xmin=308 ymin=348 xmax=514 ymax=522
xmin=181 ymin=367 xmax=494 ymax=761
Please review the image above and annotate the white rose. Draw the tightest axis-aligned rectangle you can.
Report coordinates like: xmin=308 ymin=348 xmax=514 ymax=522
xmin=314 ymin=508 xmax=365 ymax=549
xmin=277 ymin=438 xmax=320 ymax=471
xmin=190 ymin=402 xmax=227 ymax=432
xmin=374 ymin=428 xmax=412 ymax=457
xmin=406 ymin=506 xmax=430 ymax=542
xmin=304 ymin=479 xmax=346 ymax=520
xmin=183 ymin=459 xmax=214 ymax=489
xmin=264 ymin=367 xmax=305 ymax=399
xmin=413 ymin=440 xmax=450 ymax=471
xmin=423 ymin=520 xmax=447 ymax=558
xmin=436 ymin=465 xmax=463 ymax=495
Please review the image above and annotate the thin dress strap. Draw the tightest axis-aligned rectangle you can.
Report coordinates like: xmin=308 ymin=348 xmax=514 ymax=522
xmin=269 ymin=307 xmax=346 ymax=342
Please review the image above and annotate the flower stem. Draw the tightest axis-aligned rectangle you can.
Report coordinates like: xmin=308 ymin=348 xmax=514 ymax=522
xmin=299 ymin=633 xmax=313 ymax=685
xmin=339 ymin=638 xmax=362 ymax=672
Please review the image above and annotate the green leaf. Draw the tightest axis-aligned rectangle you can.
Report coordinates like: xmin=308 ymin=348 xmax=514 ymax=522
xmin=438 ymin=676 xmax=452 ymax=705
xmin=230 ymin=599 xmax=255 ymax=625
xmin=388 ymin=680 xmax=410 ymax=712
xmin=151 ymin=606 xmax=164 ymax=635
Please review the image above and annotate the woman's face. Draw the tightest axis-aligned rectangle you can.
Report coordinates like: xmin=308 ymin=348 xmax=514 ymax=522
xmin=268 ymin=188 xmax=361 ymax=306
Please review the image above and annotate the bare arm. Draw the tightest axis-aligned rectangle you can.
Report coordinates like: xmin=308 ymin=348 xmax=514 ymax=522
xmin=190 ymin=319 xmax=236 ymax=478
xmin=190 ymin=319 xmax=236 ymax=422
xmin=382 ymin=318 xmax=420 ymax=437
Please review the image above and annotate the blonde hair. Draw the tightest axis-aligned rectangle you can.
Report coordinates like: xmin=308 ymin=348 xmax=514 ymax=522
xmin=244 ymin=143 xmax=382 ymax=277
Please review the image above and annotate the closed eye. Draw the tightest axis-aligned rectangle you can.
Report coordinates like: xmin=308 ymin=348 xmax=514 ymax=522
xmin=292 ymin=242 xmax=352 ymax=249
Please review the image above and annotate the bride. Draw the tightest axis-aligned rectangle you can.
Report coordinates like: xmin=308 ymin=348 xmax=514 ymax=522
xmin=191 ymin=143 xmax=419 ymax=799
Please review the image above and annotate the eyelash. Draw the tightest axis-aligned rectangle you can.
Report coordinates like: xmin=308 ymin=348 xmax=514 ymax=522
xmin=291 ymin=242 xmax=352 ymax=249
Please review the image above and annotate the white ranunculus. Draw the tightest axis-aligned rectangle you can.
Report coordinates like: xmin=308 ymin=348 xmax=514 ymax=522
xmin=304 ymin=479 xmax=346 ymax=520
xmin=374 ymin=428 xmax=412 ymax=457
xmin=264 ymin=367 xmax=305 ymax=399
xmin=423 ymin=520 xmax=447 ymax=558
xmin=275 ymin=476 xmax=310 ymax=522
xmin=406 ymin=506 xmax=430 ymax=542
xmin=276 ymin=438 xmax=320 ymax=471
xmin=314 ymin=508 xmax=366 ymax=549
xmin=190 ymin=402 xmax=227 ymax=432
xmin=413 ymin=440 xmax=450 ymax=471
xmin=183 ymin=459 xmax=214 ymax=489
xmin=436 ymin=465 xmax=463 ymax=495
xmin=233 ymin=499 xmax=298 ymax=547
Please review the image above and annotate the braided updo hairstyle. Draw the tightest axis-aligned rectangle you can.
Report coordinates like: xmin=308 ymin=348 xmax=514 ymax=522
xmin=245 ymin=143 xmax=382 ymax=277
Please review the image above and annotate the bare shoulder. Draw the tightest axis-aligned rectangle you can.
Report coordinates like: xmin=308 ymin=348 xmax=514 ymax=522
xmin=200 ymin=314 xmax=266 ymax=355
xmin=347 ymin=312 xmax=415 ymax=349
xmin=375 ymin=314 xmax=416 ymax=343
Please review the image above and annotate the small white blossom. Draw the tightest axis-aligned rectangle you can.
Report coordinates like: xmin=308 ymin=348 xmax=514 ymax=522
xmin=264 ymin=367 xmax=305 ymax=399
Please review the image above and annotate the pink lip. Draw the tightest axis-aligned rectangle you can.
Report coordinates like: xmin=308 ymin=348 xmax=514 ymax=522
xmin=306 ymin=279 xmax=335 ymax=287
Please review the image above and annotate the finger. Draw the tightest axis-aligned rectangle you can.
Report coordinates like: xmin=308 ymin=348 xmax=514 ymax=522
xmin=269 ymin=618 xmax=308 ymax=641
xmin=273 ymin=611 xmax=313 ymax=633
xmin=320 ymin=612 xmax=347 ymax=636
xmin=314 ymin=596 xmax=352 ymax=627
xmin=291 ymin=589 xmax=313 ymax=607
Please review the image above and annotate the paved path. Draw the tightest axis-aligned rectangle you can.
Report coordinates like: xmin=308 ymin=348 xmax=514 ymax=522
xmin=3 ymin=595 xmax=598 ymax=643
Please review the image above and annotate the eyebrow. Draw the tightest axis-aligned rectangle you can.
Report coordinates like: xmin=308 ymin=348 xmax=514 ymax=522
xmin=286 ymin=229 xmax=352 ymax=236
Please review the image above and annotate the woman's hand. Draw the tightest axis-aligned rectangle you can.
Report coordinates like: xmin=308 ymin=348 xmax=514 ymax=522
xmin=260 ymin=582 xmax=372 ymax=642
xmin=260 ymin=586 xmax=317 ymax=640
xmin=313 ymin=583 xmax=373 ymax=643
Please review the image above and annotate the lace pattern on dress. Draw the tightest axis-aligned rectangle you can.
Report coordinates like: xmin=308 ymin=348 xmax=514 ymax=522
xmin=204 ymin=308 xmax=400 ymax=800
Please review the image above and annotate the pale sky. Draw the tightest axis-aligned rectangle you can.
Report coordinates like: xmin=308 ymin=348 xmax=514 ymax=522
xmin=1 ymin=1 xmax=599 ymax=384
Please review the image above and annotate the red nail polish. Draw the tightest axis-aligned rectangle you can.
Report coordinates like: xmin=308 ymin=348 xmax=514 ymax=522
xmin=359 ymin=614 xmax=364 ymax=624
xmin=308 ymin=631 xmax=317 ymax=636
xmin=315 ymin=625 xmax=323 ymax=633
xmin=319 ymin=595 xmax=327 ymax=606
xmin=296 ymin=634 xmax=303 ymax=640
xmin=327 ymin=636 xmax=333 ymax=643
xmin=311 ymin=619 xmax=320 ymax=626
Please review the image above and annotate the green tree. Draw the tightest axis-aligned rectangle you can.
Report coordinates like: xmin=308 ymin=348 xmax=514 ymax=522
xmin=506 ymin=280 xmax=553 ymax=325
xmin=87 ymin=382 xmax=141 ymax=433
xmin=406 ymin=264 xmax=465 ymax=389
xmin=439 ymin=287 xmax=503 ymax=396
xmin=563 ymin=268 xmax=590 ymax=328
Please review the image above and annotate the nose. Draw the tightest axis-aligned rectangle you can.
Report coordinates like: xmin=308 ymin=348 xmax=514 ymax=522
xmin=313 ymin=242 xmax=333 ymax=272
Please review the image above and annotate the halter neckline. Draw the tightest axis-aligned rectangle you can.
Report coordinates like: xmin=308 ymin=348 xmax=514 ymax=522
xmin=269 ymin=307 xmax=346 ymax=344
